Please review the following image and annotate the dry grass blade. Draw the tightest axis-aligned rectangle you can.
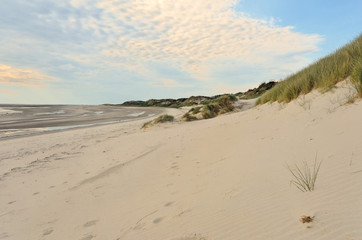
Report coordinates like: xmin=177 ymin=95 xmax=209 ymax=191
xmin=287 ymin=157 xmax=322 ymax=192
xmin=300 ymin=215 xmax=314 ymax=223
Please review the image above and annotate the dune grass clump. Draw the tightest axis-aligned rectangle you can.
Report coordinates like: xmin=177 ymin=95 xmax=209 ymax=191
xmin=190 ymin=106 xmax=202 ymax=114
xmin=258 ymin=34 xmax=362 ymax=104
xmin=141 ymin=120 xmax=152 ymax=129
xmin=153 ymin=114 xmax=174 ymax=124
xmin=182 ymin=106 xmax=202 ymax=121
xmin=182 ymin=112 xmax=198 ymax=121
xmin=351 ymin=60 xmax=362 ymax=97
xmin=182 ymin=94 xmax=237 ymax=121
xmin=142 ymin=114 xmax=174 ymax=129
xmin=201 ymin=95 xmax=237 ymax=119
xmin=287 ymin=158 xmax=322 ymax=192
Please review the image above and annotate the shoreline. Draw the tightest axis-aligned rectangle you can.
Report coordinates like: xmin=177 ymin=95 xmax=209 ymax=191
xmin=0 ymin=106 xmax=181 ymax=141
xmin=1 ymin=82 xmax=361 ymax=239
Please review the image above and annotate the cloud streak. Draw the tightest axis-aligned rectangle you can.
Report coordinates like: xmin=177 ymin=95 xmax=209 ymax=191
xmin=86 ymin=0 xmax=323 ymax=78
xmin=0 ymin=0 xmax=324 ymax=103
xmin=0 ymin=64 xmax=57 ymax=87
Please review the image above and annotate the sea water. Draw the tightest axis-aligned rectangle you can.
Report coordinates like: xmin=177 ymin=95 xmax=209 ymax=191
xmin=0 ymin=104 xmax=161 ymax=140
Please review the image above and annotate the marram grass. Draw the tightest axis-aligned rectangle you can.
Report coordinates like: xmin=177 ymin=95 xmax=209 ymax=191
xmin=141 ymin=114 xmax=174 ymax=129
xmin=258 ymin=34 xmax=362 ymax=104
xmin=287 ymin=158 xmax=322 ymax=192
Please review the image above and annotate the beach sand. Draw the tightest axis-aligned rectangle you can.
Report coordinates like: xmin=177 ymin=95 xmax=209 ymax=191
xmin=1 ymin=81 xmax=362 ymax=240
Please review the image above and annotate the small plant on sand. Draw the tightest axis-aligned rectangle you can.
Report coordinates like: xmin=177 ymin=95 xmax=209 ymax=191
xmin=141 ymin=120 xmax=152 ymax=129
xmin=287 ymin=158 xmax=322 ymax=192
xmin=153 ymin=114 xmax=174 ymax=123
xmin=142 ymin=114 xmax=174 ymax=129
xmin=300 ymin=215 xmax=314 ymax=223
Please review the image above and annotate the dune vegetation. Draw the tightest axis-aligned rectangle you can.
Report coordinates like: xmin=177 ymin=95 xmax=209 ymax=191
xmin=257 ymin=34 xmax=362 ymax=104
xmin=142 ymin=114 xmax=174 ymax=129
xmin=183 ymin=95 xmax=237 ymax=121
xmin=287 ymin=158 xmax=322 ymax=192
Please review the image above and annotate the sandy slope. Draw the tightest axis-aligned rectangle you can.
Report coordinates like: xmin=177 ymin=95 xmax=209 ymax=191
xmin=0 ymin=81 xmax=362 ymax=240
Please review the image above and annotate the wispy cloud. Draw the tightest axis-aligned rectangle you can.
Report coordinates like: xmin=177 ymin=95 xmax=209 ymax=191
xmin=0 ymin=64 xmax=57 ymax=87
xmin=85 ymin=0 xmax=323 ymax=79
xmin=0 ymin=0 xmax=324 ymax=103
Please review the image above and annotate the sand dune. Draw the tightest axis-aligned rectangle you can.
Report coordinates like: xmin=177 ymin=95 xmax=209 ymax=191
xmin=0 ymin=80 xmax=362 ymax=240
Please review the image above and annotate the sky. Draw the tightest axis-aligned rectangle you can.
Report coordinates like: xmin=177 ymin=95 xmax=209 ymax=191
xmin=0 ymin=0 xmax=361 ymax=104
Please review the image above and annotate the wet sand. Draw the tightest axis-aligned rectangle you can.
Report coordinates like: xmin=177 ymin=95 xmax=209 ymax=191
xmin=0 ymin=104 xmax=164 ymax=139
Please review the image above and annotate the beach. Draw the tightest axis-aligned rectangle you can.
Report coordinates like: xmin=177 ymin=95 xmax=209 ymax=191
xmin=1 ymin=81 xmax=362 ymax=240
xmin=0 ymin=105 xmax=166 ymax=140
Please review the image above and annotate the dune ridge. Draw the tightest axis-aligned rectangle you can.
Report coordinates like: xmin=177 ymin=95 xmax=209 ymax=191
xmin=0 ymin=80 xmax=362 ymax=239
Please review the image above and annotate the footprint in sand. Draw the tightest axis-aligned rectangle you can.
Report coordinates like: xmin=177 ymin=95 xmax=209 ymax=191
xmin=134 ymin=222 xmax=146 ymax=230
xmin=42 ymin=228 xmax=53 ymax=236
xmin=164 ymin=201 xmax=174 ymax=207
xmin=170 ymin=162 xmax=179 ymax=170
xmin=80 ymin=234 xmax=95 ymax=240
xmin=83 ymin=220 xmax=98 ymax=228
xmin=8 ymin=201 xmax=16 ymax=205
xmin=0 ymin=232 xmax=9 ymax=239
xmin=153 ymin=217 xmax=164 ymax=224
xmin=32 ymin=192 xmax=40 ymax=196
xmin=175 ymin=235 xmax=209 ymax=240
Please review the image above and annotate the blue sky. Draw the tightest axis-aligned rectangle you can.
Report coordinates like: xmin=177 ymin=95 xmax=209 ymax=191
xmin=0 ymin=0 xmax=361 ymax=104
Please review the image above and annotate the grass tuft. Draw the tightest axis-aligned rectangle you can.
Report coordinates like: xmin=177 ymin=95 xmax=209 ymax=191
xmin=141 ymin=120 xmax=152 ymax=129
xmin=190 ymin=106 xmax=202 ymax=114
xmin=141 ymin=114 xmax=174 ymax=129
xmin=287 ymin=157 xmax=322 ymax=192
xmin=153 ymin=114 xmax=174 ymax=124
xmin=351 ymin=59 xmax=362 ymax=97
xmin=182 ymin=112 xmax=198 ymax=121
